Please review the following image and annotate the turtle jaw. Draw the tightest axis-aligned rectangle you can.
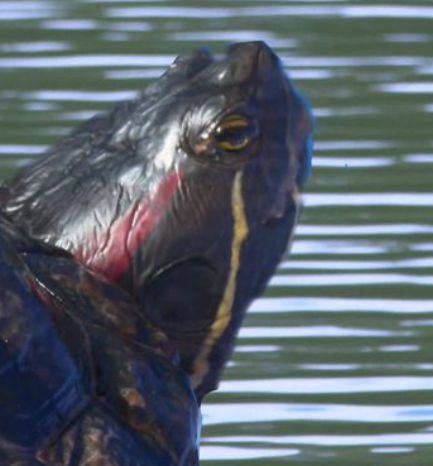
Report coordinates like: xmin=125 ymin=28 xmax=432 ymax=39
xmin=137 ymin=254 xmax=226 ymax=381
xmin=139 ymin=255 xmax=221 ymax=335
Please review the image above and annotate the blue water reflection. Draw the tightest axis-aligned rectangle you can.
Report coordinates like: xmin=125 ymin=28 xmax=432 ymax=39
xmin=238 ymin=326 xmax=404 ymax=338
xmin=202 ymin=402 xmax=433 ymax=425
xmin=204 ymin=433 xmax=433 ymax=446
xmin=41 ymin=19 xmax=99 ymax=30
xmin=313 ymin=156 xmax=393 ymax=167
xmin=199 ymin=446 xmax=299 ymax=461
xmin=270 ymin=273 xmax=433 ymax=287
xmin=0 ymin=55 xmax=175 ymax=68
xmin=250 ymin=297 xmax=433 ymax=314
xmin=0 ymin=42 xmax=70 ymax=53
xmin=104 ymin=5 xmax=433 ymax=19
xmin=280 ymin=258 xmax=433 ymax=270
xmin=305 ymin=193 xmax=433 ymax=207
xmin=1 ymin=0 xmax=433 ymax=463
xmin=291 ymin=240 xmax=389 ymax=255
xmin=219 ymin=377 xmax=433 ymax=394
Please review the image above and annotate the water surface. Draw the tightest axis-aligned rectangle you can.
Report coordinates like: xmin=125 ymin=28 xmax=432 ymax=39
xmin=1 ymin=1 xmax=432 ymax=464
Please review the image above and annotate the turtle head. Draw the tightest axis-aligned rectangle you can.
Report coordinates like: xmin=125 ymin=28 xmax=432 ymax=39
xmin=3 ymin=42 xmax=313 ymax=400
xmin=131 ymin=42 xmax=313 ymax=399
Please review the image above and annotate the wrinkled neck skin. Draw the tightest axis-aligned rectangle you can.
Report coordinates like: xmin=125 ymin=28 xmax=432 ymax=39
xmin=2 ymin=42 xmax=313 ymax=402
xmin=2 ymin=140 xmax=301 ymax=402
xmin=2 ymin=98 xmax=180 ymax=279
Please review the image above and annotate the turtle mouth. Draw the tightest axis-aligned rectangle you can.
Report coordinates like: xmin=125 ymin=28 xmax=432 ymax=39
xmin=140 ymin=256 xmax=221 ymax=336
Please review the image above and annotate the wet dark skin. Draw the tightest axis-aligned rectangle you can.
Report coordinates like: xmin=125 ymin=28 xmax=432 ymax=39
xmin=1 ymin=42 xmax=313 ymax=464
xmin=0 ymin=214 xmax=198 ymax=466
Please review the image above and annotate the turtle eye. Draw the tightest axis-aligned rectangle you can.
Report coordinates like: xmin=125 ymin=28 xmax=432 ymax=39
xmin=215 ymin=114 xmax=258 ymax=152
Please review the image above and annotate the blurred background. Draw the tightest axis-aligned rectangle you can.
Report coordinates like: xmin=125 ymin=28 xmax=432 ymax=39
xmin=1 ymin=0 xmax=433 ymax=464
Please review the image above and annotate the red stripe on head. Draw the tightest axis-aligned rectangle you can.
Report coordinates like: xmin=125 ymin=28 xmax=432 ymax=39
xmin=76 ymin=168 xmax=184 ymax=282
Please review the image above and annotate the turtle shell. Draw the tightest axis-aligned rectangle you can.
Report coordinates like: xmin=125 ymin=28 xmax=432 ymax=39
xmin=0 ymin=215 xmax=90 ymax=456
xmin=0 ymin=214 xmax=199 ymax=465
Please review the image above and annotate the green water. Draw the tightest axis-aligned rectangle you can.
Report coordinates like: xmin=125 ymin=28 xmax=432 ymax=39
xmin=1 ymin=1 xmax=433 ymax=464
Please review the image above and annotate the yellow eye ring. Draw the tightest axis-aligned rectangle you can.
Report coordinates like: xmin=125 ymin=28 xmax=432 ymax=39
xmin=219 ymin=138 xmax=250 ymax=151
xmin=218 ymin=114 xmax=249 ymax=130
xmin=215 ymin=114 xmax=257 ymax=152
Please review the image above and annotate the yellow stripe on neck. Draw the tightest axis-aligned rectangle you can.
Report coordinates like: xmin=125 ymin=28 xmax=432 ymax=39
xmin=191 ymin=170 xmax=249 ymax=389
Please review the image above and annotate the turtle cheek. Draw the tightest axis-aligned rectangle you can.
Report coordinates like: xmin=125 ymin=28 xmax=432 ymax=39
xmin=138 ymin=258 xmax=222 ymax=366
xmin=142 ymin=260 xmax=219 ymax=327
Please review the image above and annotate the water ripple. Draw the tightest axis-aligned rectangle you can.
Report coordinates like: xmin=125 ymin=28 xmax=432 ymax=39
xmin=384 ymin=33 xmax=431 ymax=43
xmin=290 ymin=69 xmax=334 ymax=80
xmin=199 ymin=446 xmax=298 ymax=461
xmin=280 ymin=56 xmax=431 ymax=68
xmin=403 ymin=154 xmax=433 ymax=163
xmin=105 ymin=5 xmax=433 ymax=20
xmin=296 ymin=223 xmax=433 ymax=236
xmin=105 ymin=6 xmax=233 ymax=19
xmin=377 ymin=83 xmax=433 ymax=94
xmin=0 ymin=1 xmax=58 ymax=21
xmin=1 ymin=54 xmax=429 ymax=70
xmin=315 ymin=140 xmax=393 ymax=150
xmin=0 ymin=144 xmax=46 ymax=155
xmin=238 ymin=326 xmax=402 ymax=339
xmin=0 ymin=1 xmax=51 ymax=8
xmin=41 ymin=19 xmax=99 ymax=30
xmin=219 ymin=377 xmax=433 ymax=394
xmin=202 ymin=402 xmax=433 ymax=425
xmin=250 ymin=297 xmax=433 ymax=314
xmin=26 ymin=90 xmax=136 ymax=102
xmin=0 ymin=55 xmax=175 ymax=68
xmin=305 ymin=193 xmax=433 ymax=207
xmin=313 ymin=156 xmax=393 ymax=167
xmin=0 ymin=41 xmax=70 ymax=53
xmin=236 ymin=345 xmax=280 ymax=353
xmin=85 ymin=0 xmax=169 ymax=3
xmin=280 ymin=258 xmax=433 ymax=270
xmin=270 ymin=273 xmax=433 ymax=287
xmin=204 ymin=432 xmax=433 ymax=446
xmin=291 ymin=240 xmax=389 ymax=255
xmin=372 ymin=447 xmax=414 ymax=454
xmin=342 ymin=6 xmax=433 ymax=19
xmin=107 ymin=22 xmax=152 ymax=32
xmin=105 ymin=69 xmax=165 ymax=80
xmin=0 ymin=10 xmax=57 ymax=20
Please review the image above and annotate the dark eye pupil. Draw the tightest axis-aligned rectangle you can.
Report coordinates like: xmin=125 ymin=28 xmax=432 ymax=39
xmin=215 ymin=124 xmax=257 ymax=146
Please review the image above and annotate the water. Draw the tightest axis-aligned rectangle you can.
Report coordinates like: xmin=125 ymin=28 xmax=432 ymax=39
xmin=1 ymin=1 xmax=432 ymax=464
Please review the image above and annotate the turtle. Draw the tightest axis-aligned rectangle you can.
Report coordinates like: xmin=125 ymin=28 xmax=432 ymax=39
xmin=0 ymin=213 xmax=199 ymax=465
xmin=0 ymin=42 xmax=313 ymax=464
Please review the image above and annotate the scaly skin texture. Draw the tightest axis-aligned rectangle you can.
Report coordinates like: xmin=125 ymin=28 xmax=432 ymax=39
xmin=0 ymin=213 xmax=199 ymax=465
xmin=3 ymin=42 xmax=313 ymax=400
xmin=0 ymin=41 xmax=313 ymax=465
